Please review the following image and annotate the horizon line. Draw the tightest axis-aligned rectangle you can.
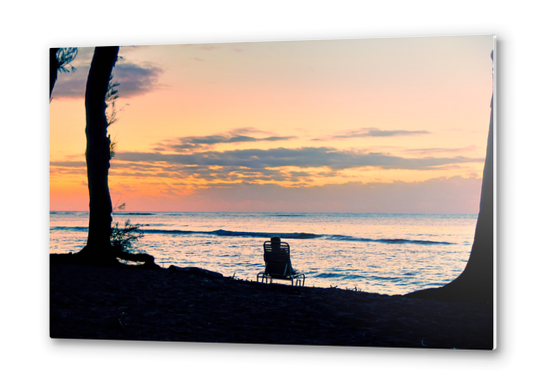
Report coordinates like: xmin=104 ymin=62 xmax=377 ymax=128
xmin=50 ymin=210 xmax=479 ymax=215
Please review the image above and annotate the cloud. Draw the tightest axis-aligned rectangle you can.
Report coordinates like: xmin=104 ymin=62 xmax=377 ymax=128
xmin=50 ymin=141 xmax=484 ymax=188
xmin=51 ymin=58 xmax=164 ymax=99
xmin=112 ymin=62 xmax=164 ymax=98
xmin=404 ymin=145 xmax=477 ymax=155
xmin=50 ymin=161 xmax=86 ymax=168
xmin=115 ymin=147 xmax=483 ymax=171
xmin=156 ymin=127 xmax=297 ymax=152
xmin=188 ymin=43 xmax=245 ymax=53
xmin=50 ymin=68 xmax=88 ymax=99
xmin=313 ymin=128 xmax=431 ymax=141
xmin=122 ymin=176 xmax=483 ymax=214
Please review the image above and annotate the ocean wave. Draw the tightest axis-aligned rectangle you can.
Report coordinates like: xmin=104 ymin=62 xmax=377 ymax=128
xmin=142 ymin=228 xmax=320 ymax=239
xmin=50 ymin=225 xmax=453 ymax=245
xmin=326 ymin=234 xmax=452 ymax=245
xmin=269 ymin=214 xmax=306 ymax=217
xmin=50 ymin=226 xmax=88 ymax=232
xmin=313 ymin=272 xmax=362 ymax=280
xmin=140 ymin=228 xmax=453 ymax=245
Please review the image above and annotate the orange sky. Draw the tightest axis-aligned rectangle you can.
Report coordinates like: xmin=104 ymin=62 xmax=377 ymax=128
xmin=50 ymin=35 xmax=494 ymax=213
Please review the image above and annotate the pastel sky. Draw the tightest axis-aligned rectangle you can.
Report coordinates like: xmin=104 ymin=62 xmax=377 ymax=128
xmin=50 ymin=35 xmax=494 ymax=213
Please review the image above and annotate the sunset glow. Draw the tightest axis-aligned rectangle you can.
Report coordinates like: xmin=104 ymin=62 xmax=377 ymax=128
xmin=50 ymin=35 xmax=494 ymax=213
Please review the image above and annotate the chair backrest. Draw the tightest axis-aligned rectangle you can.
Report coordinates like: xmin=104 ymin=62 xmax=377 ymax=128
xmin=263 ymin=241 xmax=293 ymax=276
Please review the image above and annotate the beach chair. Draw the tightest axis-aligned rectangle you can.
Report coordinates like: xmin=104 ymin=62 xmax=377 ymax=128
xmin=257 ymin=240 xmax=305 ymax=286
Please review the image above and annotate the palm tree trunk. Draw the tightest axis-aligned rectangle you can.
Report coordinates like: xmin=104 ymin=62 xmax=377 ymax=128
xmin=407 ymin=95 xmax=494 ymax=303
xmin=82 ymin=46 xmax=119 ymax=256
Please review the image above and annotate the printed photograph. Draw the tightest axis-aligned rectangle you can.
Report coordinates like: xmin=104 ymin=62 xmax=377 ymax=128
xmin=50 ymin=35 xmax=495 ymax=349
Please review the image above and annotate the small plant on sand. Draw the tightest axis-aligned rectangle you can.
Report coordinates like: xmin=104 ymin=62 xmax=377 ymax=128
xmin=110 ymin=220 xmax=144 ymax=252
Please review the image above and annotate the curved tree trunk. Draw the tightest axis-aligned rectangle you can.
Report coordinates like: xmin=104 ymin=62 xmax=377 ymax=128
xmin=406 ymin=95 xmax=494 ymax=303
xmin=81 ymin=47 xmax=119 ymax=258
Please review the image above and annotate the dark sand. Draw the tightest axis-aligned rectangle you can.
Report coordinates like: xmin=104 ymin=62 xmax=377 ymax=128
xmin=50 ymin=254 xmax=493 ymax=349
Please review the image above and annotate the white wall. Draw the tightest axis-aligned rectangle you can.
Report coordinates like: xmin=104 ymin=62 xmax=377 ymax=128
xmin=2 ymin=1 xmax=539 ymax=382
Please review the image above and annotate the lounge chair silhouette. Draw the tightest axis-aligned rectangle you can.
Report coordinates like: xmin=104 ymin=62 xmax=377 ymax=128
xmin=257 ymin=237 xmax=305 ymax=286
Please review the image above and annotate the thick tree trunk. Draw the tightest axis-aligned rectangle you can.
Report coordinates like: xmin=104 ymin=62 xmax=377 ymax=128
xmin=82 ymin=47 xmax=119 ymax=256
xmin=50 ymin=48 xmax=59 ymax=99
xmin=406 ymin=95 xmax=494 ymax=303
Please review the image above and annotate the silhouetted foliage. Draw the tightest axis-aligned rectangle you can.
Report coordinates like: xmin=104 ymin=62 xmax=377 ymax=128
xmin=110 ymin=220 xmax=145 ymax=252
xmin=106 ymin=78 xmax=121 ymax=158
xmin=106 ymin=77 xmax=121 ymax=126
xmin=49 ymin=47 xmax=78 ymax=100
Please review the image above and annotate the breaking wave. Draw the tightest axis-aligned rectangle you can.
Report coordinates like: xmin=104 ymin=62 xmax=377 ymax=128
xmin=141 ymin=228 xmax=453 ymax=245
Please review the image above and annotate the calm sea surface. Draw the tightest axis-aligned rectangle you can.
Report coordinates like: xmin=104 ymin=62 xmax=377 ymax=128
xmin=50 ymin=212 xmax=477 ymax=295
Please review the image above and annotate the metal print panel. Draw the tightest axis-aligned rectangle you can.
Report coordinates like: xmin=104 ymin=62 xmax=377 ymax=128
xmin=50 ymin=35 xmax=495 ymax=349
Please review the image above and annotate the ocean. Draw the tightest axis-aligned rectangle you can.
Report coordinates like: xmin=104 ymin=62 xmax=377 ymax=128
xmin=50 ymin=212 xmax=477 ymax=295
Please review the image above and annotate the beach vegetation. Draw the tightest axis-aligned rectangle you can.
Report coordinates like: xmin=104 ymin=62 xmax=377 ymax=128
xmin=110 ymin=220 xmax=144 ymax=252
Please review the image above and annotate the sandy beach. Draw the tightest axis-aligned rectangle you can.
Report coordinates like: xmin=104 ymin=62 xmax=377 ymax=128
xmin=50 ymin=253 xmax=493 ymax=349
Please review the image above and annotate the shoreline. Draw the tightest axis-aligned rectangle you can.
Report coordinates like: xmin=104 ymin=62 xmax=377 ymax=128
xmin=50 ymin=253 xmax=493 ymax=349
xmin=50 ymin=211 xmax=477 ymax=295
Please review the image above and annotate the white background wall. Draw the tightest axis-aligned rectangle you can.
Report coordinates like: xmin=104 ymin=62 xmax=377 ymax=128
xmin=1 ymin=1 xmax=539 ymax=382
